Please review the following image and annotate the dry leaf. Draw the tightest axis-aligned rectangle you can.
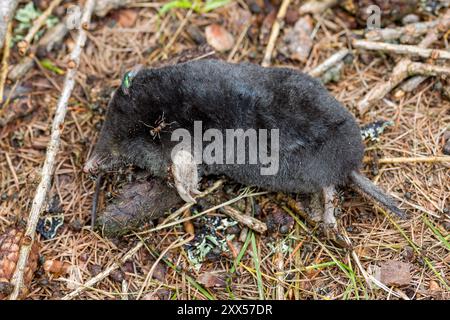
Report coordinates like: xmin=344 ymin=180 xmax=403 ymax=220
xmin=43 ymin=260 xmax=72 ymax=276
xmin=429 ymin=280 xmax=441 ymax=292
xmin=197 ymin=272 xmax=226 ymax=288
xmin=205 ymin=24 xmax=235 ymax=52
xmin=380 ymin=260 xmax=411 ymax=286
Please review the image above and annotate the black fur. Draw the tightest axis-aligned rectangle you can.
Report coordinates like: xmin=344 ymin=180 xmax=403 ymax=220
xmin=86 ymin=59 xmax=404 ymax=217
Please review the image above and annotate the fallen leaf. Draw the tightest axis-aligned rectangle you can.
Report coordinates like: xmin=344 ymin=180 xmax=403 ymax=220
xmin=197 ymin=272 xmax=226 ymax=288
xmin=43 ymin=260 xmax=72 ymax=276
xmin=114 ymin=9 xmax=138 ymax=28
xmin=380 ymin=260 xmax=411 ymax=286
xmin=284 ymin=15 xmax=314 ymax=62
xmin=429 ymin=280 xmax=441 ymax=292
xmin=205 ymin=24 xmax=235 ymax=52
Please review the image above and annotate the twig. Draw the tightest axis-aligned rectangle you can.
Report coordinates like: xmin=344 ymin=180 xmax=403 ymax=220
xmin=159 ymin=179 xmax=224 ymax=226
xmin=261 ymin=0 xmax=291 ymax=67
xmin=357 ymin=21 xmax=447 ymax=115
xmin=358 ymin=60 xmax=450 ymax=113
xmin=299 ymin=0 xmax=337 ymax=15
xmin=352 ymin=39 xmax=450 ymax=60
xmin=0 ymin=0 xmax=18 ymax=49
xmin=0 ymin=21 xmax=12 ymax=104
xmin=7 ymin=57 xmax=34 ymax=82
xmin=275 ymin=241 xmax=285 ymax=300
xmin=398 ymin=75 xmax=428 ymax=93
xmin=227 ymin=22 xmax=251 ymax=62
xmin=307 ymin=48 xmax=350 ymax=78
xmin=364 ymin=155 xmax=450 ymax=164
xmin=136 ymin=234 xmax=192 ymax=300
xmin=8 ymin=22 xmax=69 ymax=82
xmin=364 ymin=19 xmax=448 ymax=42
xmin=220 ymin=206 xmax=267 ymax=233
xmin=396 ymin=15 xmax=450 ymax=94
xmin=16 ymin=0 xmax=63 ymax=56
xmin=8 ymin=0 xmax=96 ymax=300
xmin=62 ymin=236 xmax=143 ymax=300
xmin=4 ymin=152 xmax=19 ymax=191
xmin=91 ymin=174 xmax=103 ymax=229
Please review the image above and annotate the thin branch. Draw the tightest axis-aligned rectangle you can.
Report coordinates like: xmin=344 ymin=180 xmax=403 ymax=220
xmin=0 ymin=0 xmax=18 ymax=49
xmin=357 ymin=60 xmax=450 ymax=113
xmin=261 ymin=0 xmax=291 ymax=67
xmin=0 ymin=21 xmax=12 ymax=104
xmin=8 ymin=0 xmax=97 ymax=300
xmin=356 ymin=13 xmax=450 ymax=115
xmin=364 ymin=155 xmax=450 ymax=164
xmin=352 ymin=39 xmax=450 ymax=60
xmin=9 ymin=22 xmax=69 ymax=82
xmin=220 ymin=206 xmax=267 ymax=233
xmin=17 ymin=0 xmax=63 ymax=56
xmin=364 ymin=19 xmax=449 ymax=42
xmin=62 ymin=237 xmax=144 ymax=300
xmin=307 ymin=49 xmax=350 ymax=77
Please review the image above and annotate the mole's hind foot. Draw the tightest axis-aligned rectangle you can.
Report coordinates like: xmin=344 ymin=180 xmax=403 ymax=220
xmin=171 ymin=150 xmax=201 ymax=203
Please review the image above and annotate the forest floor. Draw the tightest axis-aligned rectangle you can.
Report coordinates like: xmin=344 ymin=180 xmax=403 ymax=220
xmin=0 ymin=0 xmax=449 ymax=300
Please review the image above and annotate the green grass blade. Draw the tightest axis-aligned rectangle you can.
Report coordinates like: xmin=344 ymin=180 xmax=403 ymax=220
xmin=251 ymin=232 xmax=265 ymax=300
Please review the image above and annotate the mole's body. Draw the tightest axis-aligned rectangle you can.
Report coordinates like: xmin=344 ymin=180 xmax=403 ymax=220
xmin=85 ymin=59 xmax=405 ymax=224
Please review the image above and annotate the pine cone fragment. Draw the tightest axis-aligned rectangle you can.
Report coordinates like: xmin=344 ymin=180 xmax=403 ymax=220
xmin=0 ymin=227 xmax=40 ymax=299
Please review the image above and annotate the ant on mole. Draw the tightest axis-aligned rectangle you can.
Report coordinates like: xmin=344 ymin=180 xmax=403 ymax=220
xmin=140 ymin=112 xmax=176 ymax=140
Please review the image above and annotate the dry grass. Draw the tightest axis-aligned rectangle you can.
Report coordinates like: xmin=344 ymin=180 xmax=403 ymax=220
xmin=0 ymin=1 xmax=449 ymax=300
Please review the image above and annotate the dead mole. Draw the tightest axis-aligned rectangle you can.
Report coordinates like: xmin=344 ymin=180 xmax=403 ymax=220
xmin=84 ymin=59 xmax=405 ymax=228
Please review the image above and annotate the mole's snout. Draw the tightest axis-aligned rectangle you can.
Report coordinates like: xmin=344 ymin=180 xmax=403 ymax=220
xmin=83 ymin=155 xmax=101 ymax=174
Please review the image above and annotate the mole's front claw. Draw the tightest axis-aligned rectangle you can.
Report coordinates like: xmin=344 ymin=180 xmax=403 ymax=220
xmin=171 ymin=150 xmax=200 ymax=204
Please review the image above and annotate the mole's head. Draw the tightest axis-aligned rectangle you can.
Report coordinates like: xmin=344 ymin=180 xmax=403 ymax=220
xmin=84 ymin=66 xmax=152 ymax=174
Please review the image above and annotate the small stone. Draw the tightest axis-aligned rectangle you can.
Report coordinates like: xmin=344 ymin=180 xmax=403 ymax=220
xmin=88 ymin=264 xmax=102 ymax=276
xmin=109 ymin=269 xmax=125 ymax=282
xmin=69 ymin=219 xmax=83 ymax=232
xmin=248 ymin=1 xmax=261 ymax=14
xmin=279 ymin=225 xmax=289 ymax=234
xmin=443 ymin=141 xmax=450 ymax=155
xmin=402 ymin=245 xmax=414 ymax=261
xmin=442 ymin=221 xmax=450 ymax=232
xmin=285 ymin=9 xmax=299 ymax=25
xmin=226 ymin=225 xmax=241 ymax=235
xmin=404 ymin=192 xmax=412 ymax=200
xmin=429 ymin=280 xmax=441 ymax=292
xmin=205 ymin=24 xmax=235 ymax=52
xmin=443 ymin=131 xmax=450 ymax=142
xmin=402 ymin=14 xmax=419 ymax=25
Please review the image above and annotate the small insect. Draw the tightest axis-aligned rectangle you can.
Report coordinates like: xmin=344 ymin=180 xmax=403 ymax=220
xmin=121 ymin=65 xmax=143 ymax=95
xmin=140 ymin=113 xmax=176 ymax=140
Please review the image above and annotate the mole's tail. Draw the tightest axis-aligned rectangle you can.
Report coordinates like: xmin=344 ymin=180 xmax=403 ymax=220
xmin=349 ymin=171 xmax=407 ymax=219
